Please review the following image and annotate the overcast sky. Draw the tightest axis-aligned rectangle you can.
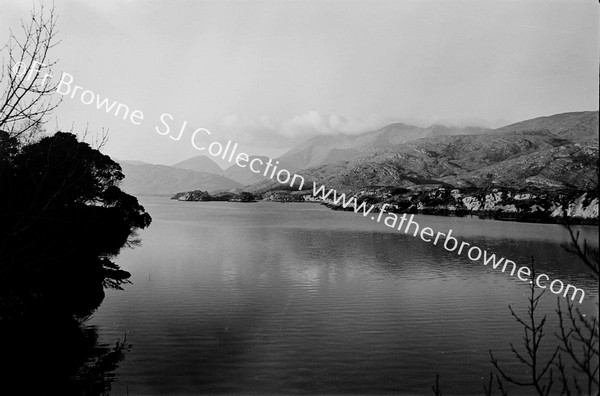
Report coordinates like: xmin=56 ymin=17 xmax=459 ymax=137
xmin=1 ymin=0 xmax=598 ymax=166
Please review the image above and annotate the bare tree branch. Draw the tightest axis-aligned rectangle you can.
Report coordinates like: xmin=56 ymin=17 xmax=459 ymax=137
xmin=490 ymin=259 xmax=559 ymax=396
xmin=0 ymin=1 xmax=61 ymax=139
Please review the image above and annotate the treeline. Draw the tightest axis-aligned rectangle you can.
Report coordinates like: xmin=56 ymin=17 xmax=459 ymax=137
xmin=0 ymin=131 xmax=151 ymax=321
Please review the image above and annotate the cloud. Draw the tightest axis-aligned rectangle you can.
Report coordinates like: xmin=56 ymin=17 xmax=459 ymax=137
xmin=215 ymin=111 xmax=505 ymax=153
xmin=217 ymin=111 xmax=393 ymax=148
xmin=281 ymin=111 xmax=391 ymax=138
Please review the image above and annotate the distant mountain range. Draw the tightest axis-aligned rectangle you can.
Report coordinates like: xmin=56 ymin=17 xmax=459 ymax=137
xmin=118 ymin=162 xmax=241 ymax=196
xmin=117 ymin=110 xmax=598 ymax=196
xmin=492 ymin=111 xmax=598 ymax=143
xmin=172 ymin=155 xmax=223 ymax=175
xmin=275 ymin=123 xmax=490 ymax=172
xmin=171 ymin=154 xmax=271 ymax=185
xmin=116 ymin=154 xmax=271 ymax=195
xmin=248 ymin=110 xmax=598 ymax=193
xmin=221 ymin=155 xmax=271 ymax=185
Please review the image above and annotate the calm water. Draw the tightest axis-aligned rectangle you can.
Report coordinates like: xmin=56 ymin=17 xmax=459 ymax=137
xmin=89 ymin=198 xmax=599 ymax=395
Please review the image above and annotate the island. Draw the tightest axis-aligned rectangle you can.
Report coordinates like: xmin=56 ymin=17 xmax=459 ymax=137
xmin=171 ymin=190 xmax=257 ymax=202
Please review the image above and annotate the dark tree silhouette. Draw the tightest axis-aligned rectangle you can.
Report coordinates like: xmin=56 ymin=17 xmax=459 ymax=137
xmin=433 ymin=228 xmax=599 ymax=396
xmin=0 ymin=4 xmax=149 ymax=392
xmin=0 ymin=130 xmax=151 ymax=393
xmin=489 ymin=261 xmax=560 ymax=396
xmin=0 ymin=131 xmax=151 ymax=320
xmin=555 ymin=225 xmax=599 ymax=395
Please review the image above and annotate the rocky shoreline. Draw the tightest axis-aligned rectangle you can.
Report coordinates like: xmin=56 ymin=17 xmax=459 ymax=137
xmin=171 ymin=186 xmax=598 ymax=225
xmin=171 ymin=190 xmax=257 ymax=202
xmin=262 ymin=186 xmax=599 ymax=225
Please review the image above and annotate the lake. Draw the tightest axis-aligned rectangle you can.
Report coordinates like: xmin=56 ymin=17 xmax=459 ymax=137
xmin=89 ymin=198 xmax=599 ymax=395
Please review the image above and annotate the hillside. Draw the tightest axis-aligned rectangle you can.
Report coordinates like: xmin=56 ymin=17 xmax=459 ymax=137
xmin=276 ymin=123 xmax=490 ymax=172
xmin=116 ymin=111 xmax=598 ymax=199
xmin=492 ymin=111 xmax=598 ymax=143
xmin=222 ymin=155 xmax=270 ymax=185
xmin=442 ymin=144 xmax=598 ymax=189
xmin=171 ymin=154 xmax=271 ymax=186
xmin=118 ymin=162 xmax=242 ymax=196
xmin=172 ymin=155 xmax=224 ymax=174
xmin=248 ymin=111 xmax=599 ymax=194
xmin=118 ymin=159 xmax=153 ymax=166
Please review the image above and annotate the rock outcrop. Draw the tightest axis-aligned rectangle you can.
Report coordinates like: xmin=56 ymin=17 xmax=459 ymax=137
xmin=171 ymin=190 xmax=256 ymax=202
xmin=279 ymin=186 xmax=598 ymax=224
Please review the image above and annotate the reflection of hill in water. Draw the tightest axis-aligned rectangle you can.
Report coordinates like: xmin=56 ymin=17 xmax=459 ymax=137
xmin=2 ymin=312 xmax=130 ymax=395
xmin=0 ymin=132 xmax=149 ymax=394
xmin=96 ymin=200 xmax=597 ymax=394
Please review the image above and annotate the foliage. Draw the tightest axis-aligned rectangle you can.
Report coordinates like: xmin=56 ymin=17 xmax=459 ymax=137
xmin=0 ymin=131 xmax=151 ymax=319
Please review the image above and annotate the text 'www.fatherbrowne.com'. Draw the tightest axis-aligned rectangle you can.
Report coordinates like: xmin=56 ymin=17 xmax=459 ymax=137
xmin=21 ymin=64 xmax=587 ymax=304
xmin=311 ymin=183 xmax=587 ymax=304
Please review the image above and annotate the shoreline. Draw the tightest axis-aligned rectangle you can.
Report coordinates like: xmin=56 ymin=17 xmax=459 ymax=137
xmin=158 ymin=196 xmax=599 ymax=226
xmin=323 ymin=202 xmax=599 ymax=226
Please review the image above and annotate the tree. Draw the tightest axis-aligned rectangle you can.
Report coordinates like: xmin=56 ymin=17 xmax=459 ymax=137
xmin=0 ymin=2 xmax=60 ymax=140
xmin=489 ymin=260 xmax=560 ymax=396
xmin=0 ymin=3 xmax=152 ymax=321
xmin=0 ymin=6 xmax=150 ymax=392
xmin=0 ymin=131 xmax=151 ymax=319
xmin=555 ymin=225 xmax=599 ymax=395
xmin=433 ymin=227 xmax=599 ymax=395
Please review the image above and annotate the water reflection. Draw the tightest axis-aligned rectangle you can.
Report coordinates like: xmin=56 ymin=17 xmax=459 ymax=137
xmin=1 ymin=308 xmax=130 ymax=395
xmin=91 ymin=199 xmax=598 ymax=395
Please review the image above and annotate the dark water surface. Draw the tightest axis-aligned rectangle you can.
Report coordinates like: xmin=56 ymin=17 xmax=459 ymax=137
xmin=89 ymin=198 xmax=599 ymax=395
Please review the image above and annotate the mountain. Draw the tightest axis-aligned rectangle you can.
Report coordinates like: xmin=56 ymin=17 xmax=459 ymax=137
xmin=172 ymin=155 xmax=224 ymax=174
xmin=248 ymin=111 xmax=598 ymax=194
xmin=492 ymin=111 xmax=598 ymax=143
xmin=116 ymin=111 xmax=598 ymax=196
xmin=118 ymin=159 xmax=152 ymax=166
xmin=442 ymin=144 xmax=598 ymax=189
xmin=172 ymin=155 xmax=270 ymax=185
xmin=118 ymin=162 xmax=242 ymax=196
xmin=275 ymin=123 xmax=490 ymax=172
xmin=222 ymin=155 xmax=270 ymax=185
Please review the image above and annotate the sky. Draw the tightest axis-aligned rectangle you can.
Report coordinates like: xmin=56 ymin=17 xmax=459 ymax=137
xmin=1 ymin=0 xmax=598 ymax=167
